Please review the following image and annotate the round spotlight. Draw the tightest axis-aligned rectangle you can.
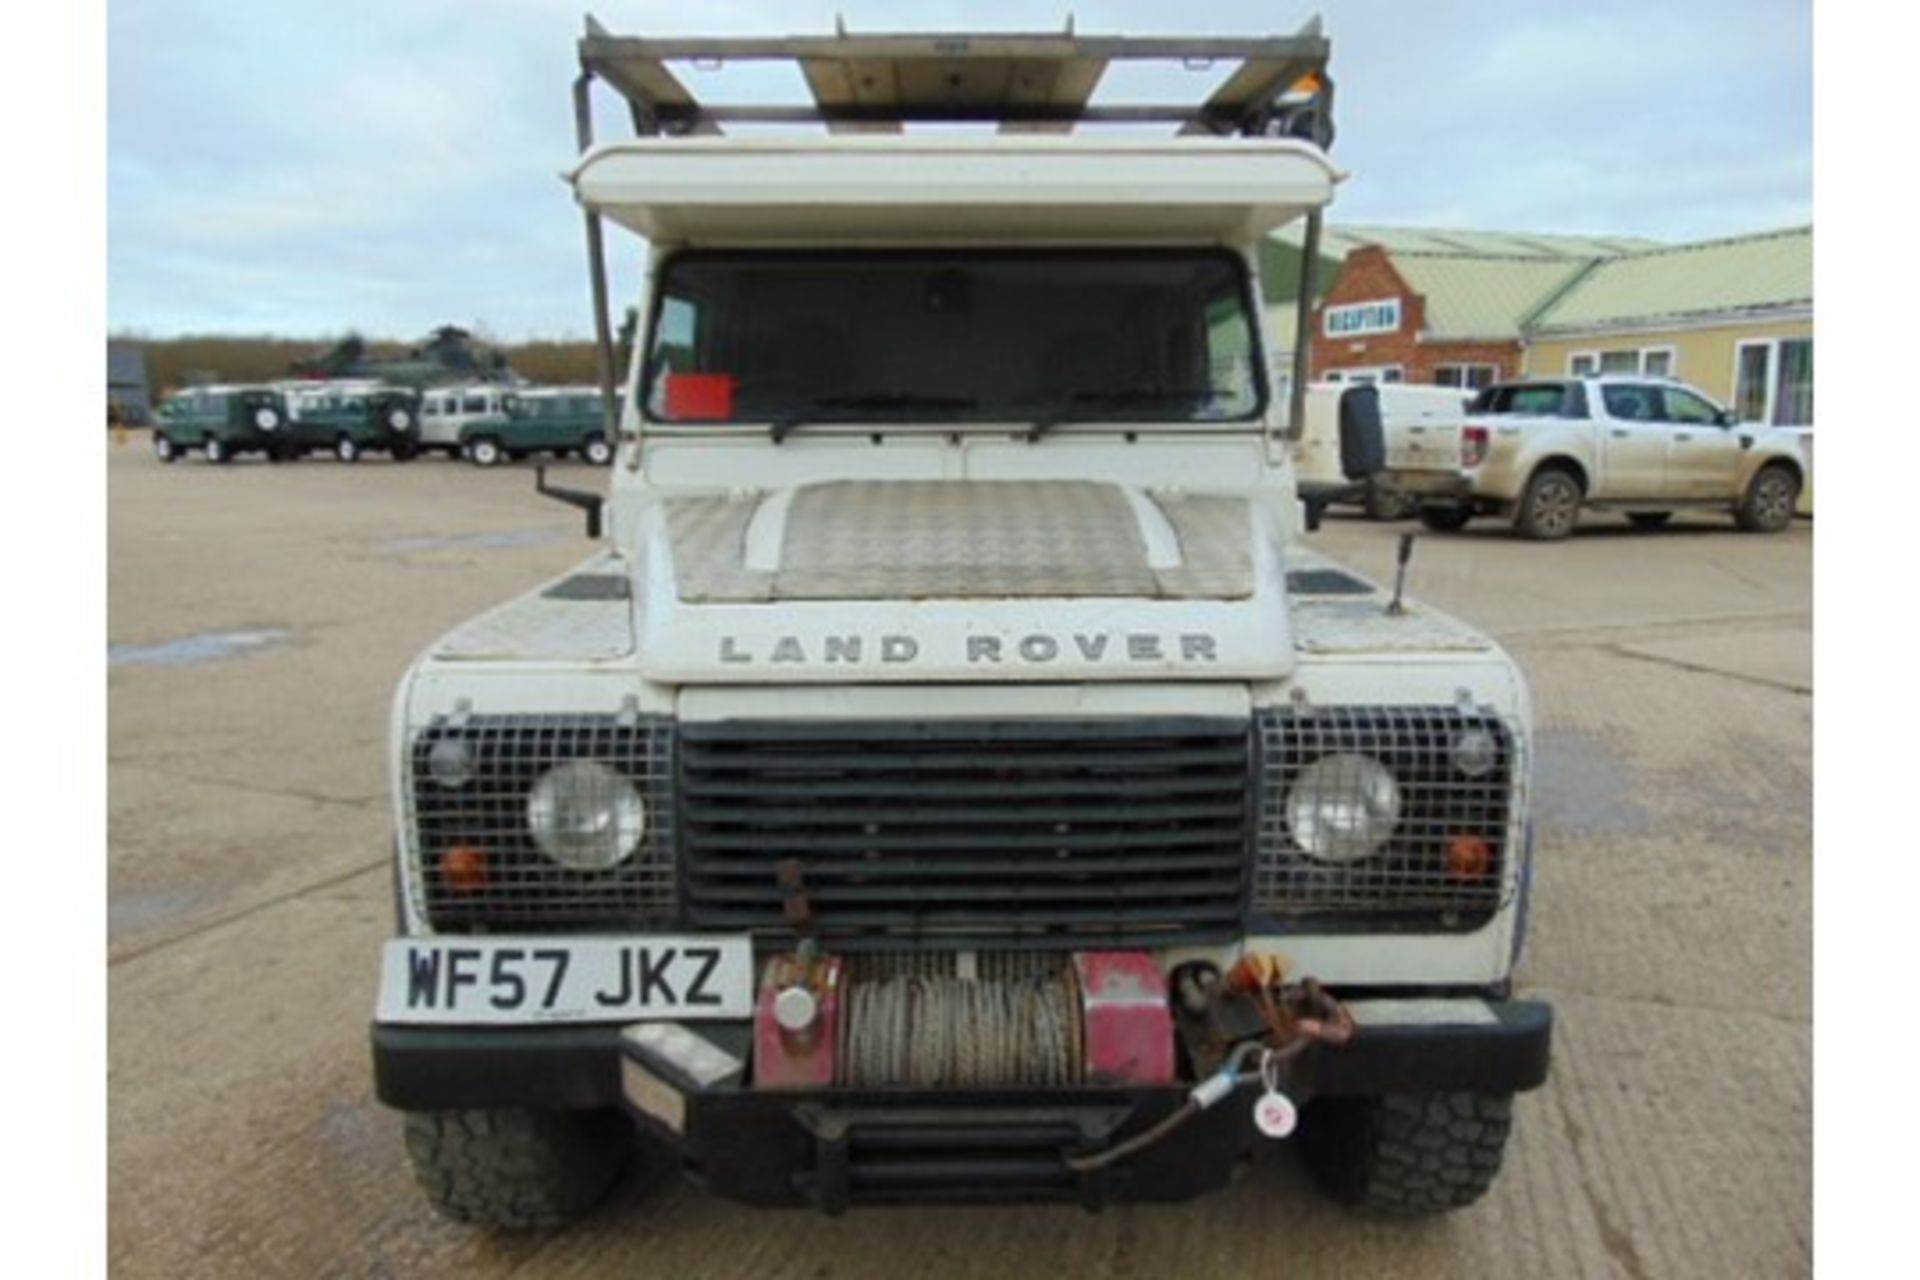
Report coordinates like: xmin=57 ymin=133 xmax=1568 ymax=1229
xmin=1452 ymin=728 xmax=1499 ymax=778
xmin=427 ymin=737 xmax=475 ymax=789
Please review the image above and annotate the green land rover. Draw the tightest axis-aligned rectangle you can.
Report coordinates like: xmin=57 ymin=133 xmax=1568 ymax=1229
xmin=151 ymin=385 xmax=291 ymax=464
xmin=458 ymin=388 xmax=616 ymax=467
xmin=283 ymin=383 xmax=425 ymax=462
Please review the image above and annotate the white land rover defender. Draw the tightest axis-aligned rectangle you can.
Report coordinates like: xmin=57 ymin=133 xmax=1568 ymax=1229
xmin=372 ymin=19 xmax=1551 ymax=1228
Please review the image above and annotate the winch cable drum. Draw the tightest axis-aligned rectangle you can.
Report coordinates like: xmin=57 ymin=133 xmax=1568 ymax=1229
xmin=838 ymin=966 xmax=1084 ymax=1088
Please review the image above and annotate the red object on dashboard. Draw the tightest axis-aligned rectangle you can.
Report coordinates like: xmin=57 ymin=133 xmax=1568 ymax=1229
xmin=664 ymin=373 xmax=736 ymax=421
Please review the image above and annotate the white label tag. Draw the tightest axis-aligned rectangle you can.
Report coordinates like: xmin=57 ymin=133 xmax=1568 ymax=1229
xmin=1253 ymin=1088 xmax=1299 ymax=1139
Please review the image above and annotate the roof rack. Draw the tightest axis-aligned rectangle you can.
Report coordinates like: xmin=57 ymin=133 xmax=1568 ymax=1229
xmin=575 ymin=15 xmax=1333 ymax=142
xmin=566 ymin=16 xmax=1336 ymax=445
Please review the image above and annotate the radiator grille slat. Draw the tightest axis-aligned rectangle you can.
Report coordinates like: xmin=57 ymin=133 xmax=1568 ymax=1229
xmin=680 ymin=718 xmax=1252 ymax=948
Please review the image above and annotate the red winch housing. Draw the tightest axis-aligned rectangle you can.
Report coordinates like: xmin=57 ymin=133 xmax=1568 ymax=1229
xmin=751 ymin=948 xmax=1174 ymax=1089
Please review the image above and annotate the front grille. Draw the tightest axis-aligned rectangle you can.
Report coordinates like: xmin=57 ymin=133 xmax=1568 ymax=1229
xmin=1254 ymin=706 xmax=1516 ymax=929
xmin=679 ymin=719 xmax=1253 ymax=949
xmin=407 ymin=713 xmax=676 ymax=931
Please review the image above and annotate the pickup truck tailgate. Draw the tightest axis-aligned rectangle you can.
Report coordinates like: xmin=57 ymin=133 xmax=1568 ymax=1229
xmin=1388 ymin=417 xmax=1462 ymax=471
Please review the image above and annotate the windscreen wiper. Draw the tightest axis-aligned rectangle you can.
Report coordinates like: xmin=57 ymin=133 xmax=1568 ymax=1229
xmin=1025 ymin=387 xmax=1229 ymax=442
xmin=770 ymin=393 xmax=978 ymax=444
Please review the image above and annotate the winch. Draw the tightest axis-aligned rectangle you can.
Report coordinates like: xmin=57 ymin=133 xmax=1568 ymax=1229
xmin=752 ymin=949 xmax=1179 ymax=1090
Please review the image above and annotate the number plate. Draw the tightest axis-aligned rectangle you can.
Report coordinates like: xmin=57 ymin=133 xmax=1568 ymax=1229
xmin=375 ymin=936 xmax=753 ymax=1025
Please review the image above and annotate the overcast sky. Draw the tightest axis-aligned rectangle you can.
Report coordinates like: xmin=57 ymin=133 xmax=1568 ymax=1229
xmin=108 ymin=0 xmax=1811 ymax=341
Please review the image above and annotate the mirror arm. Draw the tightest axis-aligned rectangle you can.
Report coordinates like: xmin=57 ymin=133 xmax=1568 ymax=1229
xmin=535 ymin=465 xmax=604 ymax=540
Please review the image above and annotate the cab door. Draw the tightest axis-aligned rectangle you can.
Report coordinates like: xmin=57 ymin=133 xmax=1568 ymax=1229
xmin=1659 ymin=385 xmax=1746 ymax=499
xmin=1595 ymin=383 xmax=1668 ymax=499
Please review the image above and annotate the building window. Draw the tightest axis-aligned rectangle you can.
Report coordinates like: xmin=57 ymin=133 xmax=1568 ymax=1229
xmin=1734 ymin=337 xmax=1814 ymax=427
xmin=1434 ymin=363 xmax=1498 ymax=390
xmin=1329 ymin=365 xmax=1403 ymax=385
xmin=1570 ymin=347 xmax=1677 ymax=378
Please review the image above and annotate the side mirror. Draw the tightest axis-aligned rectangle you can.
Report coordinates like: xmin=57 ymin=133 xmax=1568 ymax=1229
xmin=1338 ymin=384 xmax=1386 ymax=479
xmin=1716 ymin=408 xmax=1739 ymax=427
xmin=535 ymin=465 xmax=604 ymax=540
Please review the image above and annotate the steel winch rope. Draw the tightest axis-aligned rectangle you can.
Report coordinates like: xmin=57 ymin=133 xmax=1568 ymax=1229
xmin=840 ymin=967 xmax=1083 ymax=1088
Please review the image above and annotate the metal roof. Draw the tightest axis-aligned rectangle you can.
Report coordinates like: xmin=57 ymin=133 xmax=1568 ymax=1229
xmin=1390 ymin=253 xmax=1595 ymax=340
xmin=1273 ymin=223 xmax=1660 ymax=260
xmin=1526 ymin=226 xmax=1812 ymax=333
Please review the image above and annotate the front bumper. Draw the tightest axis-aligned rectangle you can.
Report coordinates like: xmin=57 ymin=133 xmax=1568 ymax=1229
xmin=371 ymin=996 xmax=1552 ymax=1209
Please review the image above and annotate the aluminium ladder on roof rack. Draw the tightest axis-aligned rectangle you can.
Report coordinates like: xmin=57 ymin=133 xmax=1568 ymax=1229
xmin=566 ymin=15 xmax=1337 ymax=441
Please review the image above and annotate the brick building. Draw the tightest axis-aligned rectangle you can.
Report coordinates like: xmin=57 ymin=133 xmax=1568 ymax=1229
xmin=1262 ymin=224 xmax=1656 ymax=389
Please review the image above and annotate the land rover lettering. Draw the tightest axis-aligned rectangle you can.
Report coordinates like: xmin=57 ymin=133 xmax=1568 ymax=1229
xmin=709 ymin=631 xmax=1224 ymax=665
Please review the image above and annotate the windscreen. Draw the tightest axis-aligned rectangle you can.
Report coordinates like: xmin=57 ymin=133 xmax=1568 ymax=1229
xmin=641 ymin=250 xmax=1265 ymax=427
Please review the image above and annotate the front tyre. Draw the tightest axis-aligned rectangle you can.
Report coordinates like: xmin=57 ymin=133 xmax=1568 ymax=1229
xmin=335 ymin=435 xmax=361 ymax=463
xmin=468 ymin=437 xmax=503 ymax=467
xmin=1514 ymin=466 xmax=1583 ymax=540
xmin=203 ymin=436 xmax=231 ymax=465
xmin=154 ymin=434 xmax=178 ymax=464
xmin=1302 ymin=1092 xmax=1515 ymax=1216
xmin=583 ymin=434 xmax=614 ymax=466
xmin=1736 ymin=464 xmax=1800 ymax=533
xmin=403 ymin=1108 xmax=632 ymax=1231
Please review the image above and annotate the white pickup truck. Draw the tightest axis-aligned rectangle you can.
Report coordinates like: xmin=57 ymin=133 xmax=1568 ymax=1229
xmin=1388 ymin=376 xmax=1807 ymax=539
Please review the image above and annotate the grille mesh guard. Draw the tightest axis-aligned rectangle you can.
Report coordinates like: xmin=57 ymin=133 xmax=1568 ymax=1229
xmin=1254 ymin=706 xmax=1518 ymax=929
xmin=679 ymin=718 xmax=1253 ymax=949
xmin=406 ymin=713 xmax=677 ymax=930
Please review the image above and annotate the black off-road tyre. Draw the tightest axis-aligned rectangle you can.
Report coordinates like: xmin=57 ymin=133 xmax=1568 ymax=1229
xmin=335 ymin=435 xmax=362 ymax=463
xmin=1364 ymin=485 xmax=1416 ymax=521
xmin=1735 ymin=464 xmax=1800 ymax=533
xmin=1627 ymin=512 xmax=1673 ymax=530
xmin=1418 ymin=504 xmax=1473 ymax=533
xmin=468 ymin=436 xmax=504 ymax=467
xmin=154 ymin=434 xmax=178 ymax=464
xmin=1514 ymin=466 xmax=1582 ymax=540
xmin=203 ymin=436 xmax=231 ymax=464
xmin=1301 ymin=1092 xmax=1514 ymax=1216
xmin=403 ymin=1108 xmax=632 ymax=1231
xmin=583 ymin=434 xmax=615 ymax=466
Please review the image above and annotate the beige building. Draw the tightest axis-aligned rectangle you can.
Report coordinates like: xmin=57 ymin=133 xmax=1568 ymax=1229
xmin=1522 ymin=226 xmax=1812 ymax=430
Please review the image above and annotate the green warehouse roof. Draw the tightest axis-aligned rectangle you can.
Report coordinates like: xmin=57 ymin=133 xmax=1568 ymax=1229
xmin=1527 ymin=226 xmax=1812 ymax=334
xmin=1271 ymin=222 xmax=1661 ymax=260
xmin=1390 ymin=253 xmax=1595 ymax=341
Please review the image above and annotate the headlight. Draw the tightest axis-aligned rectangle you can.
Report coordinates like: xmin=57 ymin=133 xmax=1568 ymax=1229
xmin=526 ymin=760 xmax=646 ymax=870
xmin=1286 ymin=753 xmax=1401 ymax=863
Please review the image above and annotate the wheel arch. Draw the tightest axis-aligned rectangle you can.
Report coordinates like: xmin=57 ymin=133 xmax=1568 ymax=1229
xmin=1527 ymin=454 xmax=1589 ymax=494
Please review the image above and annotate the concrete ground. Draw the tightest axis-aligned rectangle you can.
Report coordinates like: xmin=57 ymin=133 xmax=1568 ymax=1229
xmin=107 ymin=438 xmax=1811 ymax=1278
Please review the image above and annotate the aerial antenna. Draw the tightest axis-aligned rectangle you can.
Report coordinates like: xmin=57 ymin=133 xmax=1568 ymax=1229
xmin=1387 ymin=533 xmax=1415 ymax=616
